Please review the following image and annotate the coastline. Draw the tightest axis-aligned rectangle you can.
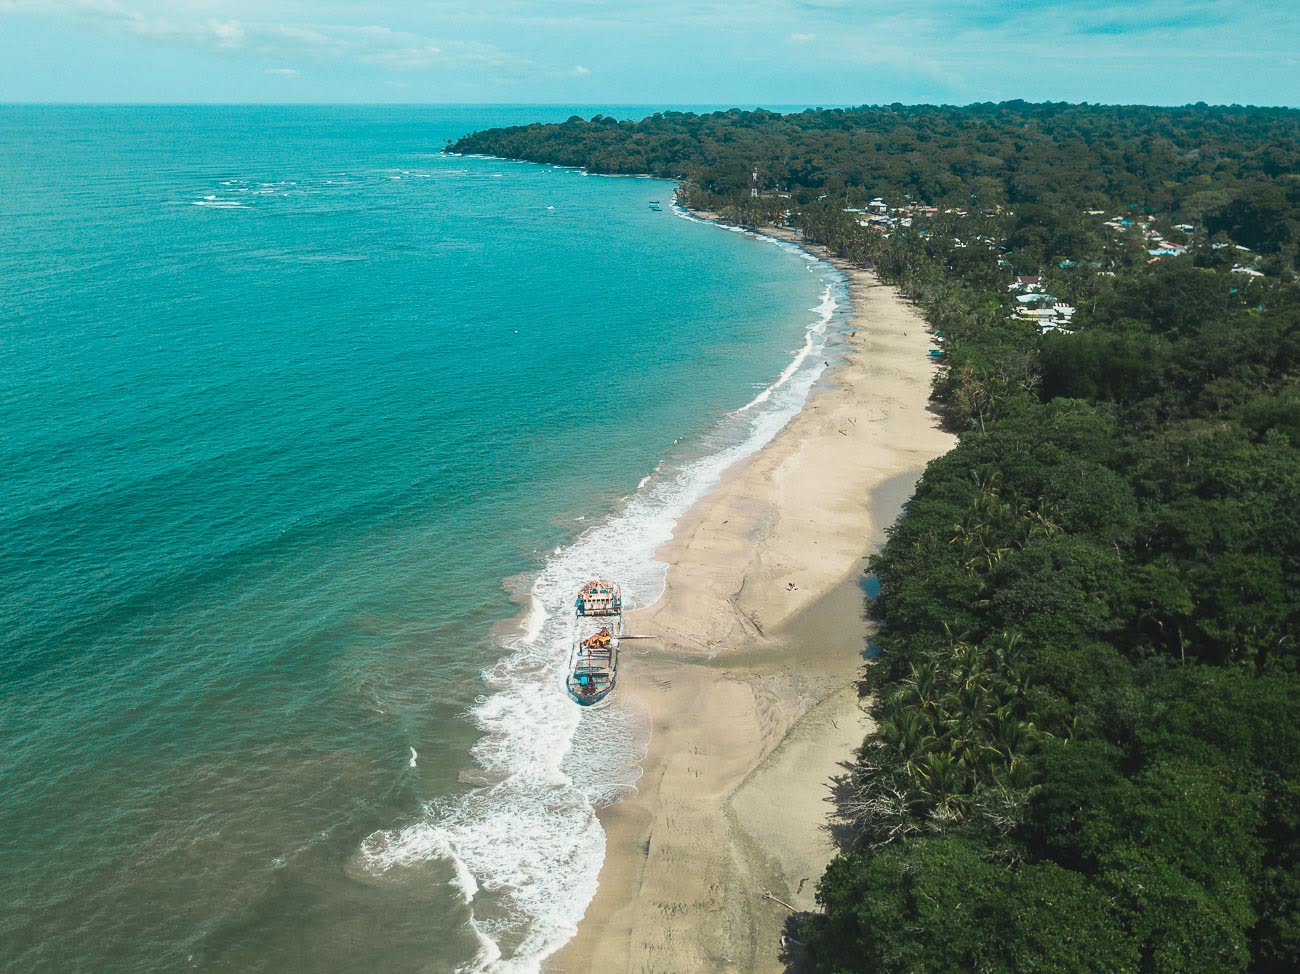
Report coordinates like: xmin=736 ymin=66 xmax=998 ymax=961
xmin=547 ymin=218 xmax=956 ymax=972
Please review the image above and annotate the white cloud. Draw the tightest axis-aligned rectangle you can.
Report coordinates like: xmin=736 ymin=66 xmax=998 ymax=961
xmin=264 ymin=66 xmax=298 ymax=75
xmin=359 ymin=44 xmax=442 ymax=69
xmin=276 ymin=24 xmax=339 ymax=53
xmin=2 ymin=1 xmax=527 ymax=73
xmin=207 ymin=17 xmax=244 ymax=48
xmin=7 ymin=0 xmax=1296 ymax=103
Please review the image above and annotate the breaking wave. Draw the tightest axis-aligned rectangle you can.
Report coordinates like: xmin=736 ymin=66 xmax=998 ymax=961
xmin=354 ymin=201 xmax=848 ymax=973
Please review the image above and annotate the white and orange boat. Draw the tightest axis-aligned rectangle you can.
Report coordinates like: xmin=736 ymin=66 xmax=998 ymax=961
xmin=566 ymin=580 xmax=623 ymax=706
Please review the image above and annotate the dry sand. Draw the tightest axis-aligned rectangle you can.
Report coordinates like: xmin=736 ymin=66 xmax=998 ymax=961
xmin=547 ymin=226 xmax=955 ymax=973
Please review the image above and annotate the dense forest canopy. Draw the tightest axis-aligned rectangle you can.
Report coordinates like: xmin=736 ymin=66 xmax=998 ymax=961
xmin=451 ymin=104 xmax=1300 ymax=973
xmin=451 ymin=103 xmax=1300 ymax=263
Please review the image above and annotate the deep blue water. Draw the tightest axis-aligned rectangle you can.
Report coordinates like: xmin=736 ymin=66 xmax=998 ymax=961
xmin=0 ymin=106 xmax=844 ymax=972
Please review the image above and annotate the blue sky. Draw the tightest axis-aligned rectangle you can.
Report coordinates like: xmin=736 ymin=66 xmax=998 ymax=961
xmin=1 ymin=0 xmax=1297 ymax=105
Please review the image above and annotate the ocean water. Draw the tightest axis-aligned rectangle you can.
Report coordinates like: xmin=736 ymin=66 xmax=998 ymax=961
xmin=0 ymin=106 xmax=847 ymax=973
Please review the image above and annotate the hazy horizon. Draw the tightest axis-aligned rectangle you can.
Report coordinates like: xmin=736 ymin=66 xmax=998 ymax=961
xmin=4 ymin=100 xmax=1300 ymax=109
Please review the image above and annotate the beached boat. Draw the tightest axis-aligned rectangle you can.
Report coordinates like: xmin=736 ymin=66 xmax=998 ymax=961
xmin=566 ymin=579 xmax=623 ymax=706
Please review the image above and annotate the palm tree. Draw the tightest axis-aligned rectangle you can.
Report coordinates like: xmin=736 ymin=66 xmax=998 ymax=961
xmin=988 ymin=713 xmax=1039 ymax=760
xmin=952 ymin=681 xmax=994 ymax=721
xmin=971 ymin=465 xmax=1004 ymax=496
xmin=1014 ymin=493 xmax=1062 ymax=542
xmin=949 ymin=642 xmax=989 ymax=690
xmin=900 ymin=661 xmax=940 ymax=714
xmin=986 ymin=630 xmax=1026 ymax=670
xmin=1004 ymin=662 xmax=1035 ymax=708
xmin=913 ymin=752 xmax=968 ymax=821
xmin=991 ymin=754 xmax=1035 ymax=790
xmin=949 ymin=509 xmax=988 ymax=560
xmin=942 ymin=713 xmax=993 ymax=774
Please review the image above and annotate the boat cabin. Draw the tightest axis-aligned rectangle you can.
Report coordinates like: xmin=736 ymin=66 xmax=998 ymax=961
xmin=576 ymin=580 xmax=622 ymax=617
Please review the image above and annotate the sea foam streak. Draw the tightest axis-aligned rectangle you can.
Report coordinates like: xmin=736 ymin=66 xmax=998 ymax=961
xmin=356 ymin=204 xmax=848 ymax=973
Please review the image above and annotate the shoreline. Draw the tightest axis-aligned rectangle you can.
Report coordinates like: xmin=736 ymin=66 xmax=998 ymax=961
xmin=547 ymin=215 xmax=956 ymax=972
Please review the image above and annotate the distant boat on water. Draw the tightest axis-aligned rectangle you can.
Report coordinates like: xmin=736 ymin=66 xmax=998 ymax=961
xmin=566 ymin=580 xmax=622 ymax=706
xmin=648 ymin=199 xmax=662 ymax=211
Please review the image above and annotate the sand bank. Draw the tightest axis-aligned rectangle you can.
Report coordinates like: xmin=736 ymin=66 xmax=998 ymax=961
xmin=548 ymin=227 xmax=955 ymax=973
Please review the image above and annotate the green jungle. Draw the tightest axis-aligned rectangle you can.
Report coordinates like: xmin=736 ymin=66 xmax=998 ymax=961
xmin=451 ymin=103 xmax=1300 ymax=973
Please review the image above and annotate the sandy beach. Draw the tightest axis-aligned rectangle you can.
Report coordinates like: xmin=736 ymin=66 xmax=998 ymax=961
xmin=548 ymin=225 xmax=956 ymax=973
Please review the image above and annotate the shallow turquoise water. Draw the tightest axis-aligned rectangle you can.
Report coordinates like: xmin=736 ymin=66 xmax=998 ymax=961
xmin=0 ymin=106 xmax=844 ymax=972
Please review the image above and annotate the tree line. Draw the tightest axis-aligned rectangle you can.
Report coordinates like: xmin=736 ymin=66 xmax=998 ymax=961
xmin=450 ymin=102 xmax=1300 ymax=272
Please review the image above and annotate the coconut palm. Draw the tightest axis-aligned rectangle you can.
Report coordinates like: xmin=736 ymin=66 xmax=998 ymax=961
xmin=986 ymin=630 xmax=1026 ymax=670
xmin=942 ymin=714 xmax=994 ymax=773
xmin=988 ymin=713 xmax=1039 ymax=760
xmin=986 ymin=755 xmax=1032 ymax=791
xmin=899 ymin=661 xmax=941 ymax=714
xmin=971 ymin=465 xmax=1004 ymax=496
xmin=913 ymin=752 xmax=968 ymax=821
xmin=875 ymin=703 xmax=930 ymax=770
xmin=951 ymin=681 xmax=995 ymax=721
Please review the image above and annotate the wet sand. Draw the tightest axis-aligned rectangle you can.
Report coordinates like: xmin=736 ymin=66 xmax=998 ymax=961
xmin=548 ymin=227 xmax=955 ymax=973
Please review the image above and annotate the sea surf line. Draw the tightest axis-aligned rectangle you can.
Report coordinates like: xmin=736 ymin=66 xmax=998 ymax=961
xmin=1 ymin=105 xmax=846 ymax=974
xmin=356 ymin=181 xmax=850 ymax=973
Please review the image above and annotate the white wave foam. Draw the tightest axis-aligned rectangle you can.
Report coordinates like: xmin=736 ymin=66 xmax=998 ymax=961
xmin=518 ymin=589 xmax=547 ymax=644
xmin=562 ymin=698 xmax=651 ymax=807
xmin=356 ymin=825 xmax=479 ymax=903
xmin=356 ymin=203 xmax=849 ymax=973
xmin=409 ymin=746 xmax=418 ymax=768
xmin=738 ymin=284 xmax=837 ymax=414
xmin=636 ymin=460 xmax=665 ymax=491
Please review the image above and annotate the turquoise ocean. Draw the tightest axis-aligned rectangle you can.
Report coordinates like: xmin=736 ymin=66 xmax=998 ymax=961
xmin=0 ymin=106 xmax=847 ymax=973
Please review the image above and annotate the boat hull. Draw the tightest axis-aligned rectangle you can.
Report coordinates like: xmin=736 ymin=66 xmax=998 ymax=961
xmin=565 ymin=620 xmax=620 ymax=706
xmin=566 ymin=682 xmax=615 ymax=707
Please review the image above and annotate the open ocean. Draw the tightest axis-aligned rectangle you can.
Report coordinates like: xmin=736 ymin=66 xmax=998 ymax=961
xmin=0 ymin=105 xmax=847 ymax=973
